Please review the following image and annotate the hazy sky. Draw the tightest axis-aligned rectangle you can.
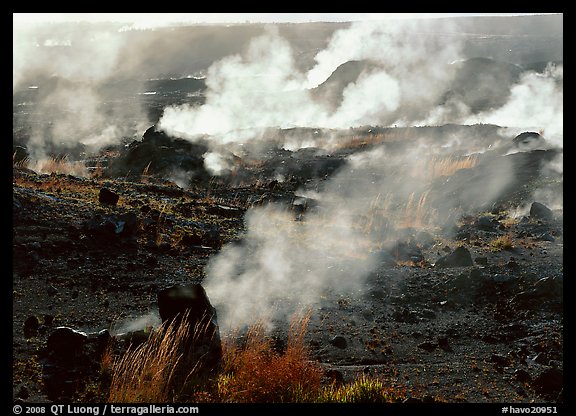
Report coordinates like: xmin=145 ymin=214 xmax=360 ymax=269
xmin=13 ymin=12 xmax=554 ymax=28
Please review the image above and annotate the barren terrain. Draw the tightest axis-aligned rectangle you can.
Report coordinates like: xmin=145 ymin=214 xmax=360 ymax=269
xmin=13 ymin=125 xmax=563 ymax=403
xmin=13 ymin=14 xmax=563 ymax=406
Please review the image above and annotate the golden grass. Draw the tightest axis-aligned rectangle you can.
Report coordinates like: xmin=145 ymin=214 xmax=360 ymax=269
xmin=489 ymin=233 xmax=515 ymax=251
xmin=103 ymin=310 xmax=408 ymax=403
xmin=424 ymin=154 xmax=479 ymax=179
xmin=107 ymin=318 xmax=189 ymax=403
xmin=19 ymin=155 xmax=90 ymax=177
xmin=336 ymin=133 xmax=389 ymax=149
xmin=399 ymin=191 xmax=431 ymax=229
xmin=141 ymin=161 xmax=153 ymax=184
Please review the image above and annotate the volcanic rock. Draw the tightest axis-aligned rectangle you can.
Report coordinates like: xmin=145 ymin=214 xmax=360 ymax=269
xmin=330 ymin=335 xmax=348 ymax=349
xmin=418 ymin=341 xmax=437 ymax=352
xmin=108 ymin=125 xmax=209 ymax=181
xmin=512 ymin=132 xmax=545 ymax=150
xmin=389 ymin=240 xmax=424 ymax=264
xmin=514 ymin=369 xmax=532 ymax=383
xmin=47 ymin=327 xmax=88 ymax=357
xmin=24 ymin=316 xmax=40 ymax=338
xmin=325 ymin=368 xmax=344 ymax=384
xmin=157 ymin=284 xmax=222 ymax=373
xmin=98 ymin=187 xmax=119 ymax=205
xmin=530 ymin=202 xmax=554 ymax=221
xmin=84 ymin=212 xmax=138 ymax=241
xmin=475 ymin=216 xmax=499 ymax=232
xmin=532 ymin=368 xmax=563 ymax=398
xmin=434 ymin=246 xmax=474 ymax=268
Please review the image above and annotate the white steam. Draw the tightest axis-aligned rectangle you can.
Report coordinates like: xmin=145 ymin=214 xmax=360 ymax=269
xmin=111 ymin=311 xmax=162 ymax=336
xmin=158 ymin=20 xmax=464 ymax=173
xmin=14 ymin=22 xmax=149 ymax=162
xmin=159 ymin=27 xmax=315 ymax=138
xmin=329 ymin=70 xmax=401 ymax=128
xmin=205 ymin=140 xmax=517 ymax=331
xmin=464 ymin=63 xmax=563 ymax=147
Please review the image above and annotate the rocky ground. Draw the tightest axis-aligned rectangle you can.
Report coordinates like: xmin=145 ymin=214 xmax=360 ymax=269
xmin=12 ymin=125 xmax=563 ymax=404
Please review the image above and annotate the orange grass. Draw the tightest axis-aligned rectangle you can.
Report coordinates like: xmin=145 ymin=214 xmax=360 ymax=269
xmin=104 ymin=311 xmax=407 ymax=403
xmin=423 ymin=154 xmax=479 ymax=179
xmin=216 ymin=312 xmax=324 ymax=403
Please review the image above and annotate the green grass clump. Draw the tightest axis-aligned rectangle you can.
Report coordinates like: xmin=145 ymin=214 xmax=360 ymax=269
xmin=318 ymin=374 xmax=403 ymax=403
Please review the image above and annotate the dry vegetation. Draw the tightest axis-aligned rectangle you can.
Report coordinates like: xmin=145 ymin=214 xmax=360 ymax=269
xmin=489 ymin=233 xmax=515 ymax=251
xmin=424 ymin=154 xmax=479 ymax=178
xmin=104 ymin=312 xmax=406 ymax=403
xmin=107 ymin=318 xmax=188 ymax=402
xmin=14 ymin=153 xmax=90 ymax=178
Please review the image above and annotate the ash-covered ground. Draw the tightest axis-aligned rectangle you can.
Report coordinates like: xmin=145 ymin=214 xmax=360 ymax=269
xmin=13 ymin=14 xmax=563 ymax=405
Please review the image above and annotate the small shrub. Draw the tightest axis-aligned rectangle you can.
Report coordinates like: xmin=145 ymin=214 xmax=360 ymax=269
xmin=318 ymin=374 xmax=403 ymax=403
xmin=216 ymin=312 xmax=323 ymax=403
xmin=489 ymin=233 xmax=514 ymax=251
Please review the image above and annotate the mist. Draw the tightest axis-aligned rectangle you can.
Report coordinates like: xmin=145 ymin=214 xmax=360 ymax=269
xmin=197 ymin=19 xmax=561 ymax=332
xmin=13 ymin=21 xmax=151 ymax=163
xmin=204 ymin=138 xmax=519 ymax=331
xmin=465 ymin=63 xmax=563 ymax=147
xmin=157 ymin=20 xmax=468 ymax=177
xmin=14 ymin=15 xmax=562 ymax=334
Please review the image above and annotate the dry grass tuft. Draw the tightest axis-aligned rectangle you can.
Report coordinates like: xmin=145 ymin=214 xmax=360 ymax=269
xmin=426 ymin=154 xmax=479 ymax=178
xmin=489 ymin=233 xmax=515 ymax=251
xmin=21 ymin=155 xmax=90 ymax=177
xmin=216 ymin=312 xmax=323 ymax=403
xmin=107 ymin=318 xmax=189 ymax=403
xmin=319 ymin=373 xmax=404 ymax=403
xmin=104 ymin=311 xmax=406 ymax=403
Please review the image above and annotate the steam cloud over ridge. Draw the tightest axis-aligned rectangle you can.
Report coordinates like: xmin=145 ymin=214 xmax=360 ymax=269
xmin=158 ymin=20 xmax=464 ymax=140
xmin=195 ymin=20 xmax=563 ymax=331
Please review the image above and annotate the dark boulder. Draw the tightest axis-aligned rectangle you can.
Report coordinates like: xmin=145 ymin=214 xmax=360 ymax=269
xmin=529 ymin=202 xmax=554 ymax=221
xmin=84 ymin=212 xmax=139 ymax=241
xmin=418 ymin=341 xmax=437 ymax=352
xmin=41 ymin=327 xmax=107 ymax=401
xmin=157 ymin=284 xmax=222 ymax=373
xmin=435 ymin=246 xmax=474 ymax=268
xmin=107 ymin=125 xmax=210 ymax=182
xmin=389 ymin=240 xmax=424 ymax=264
xmin=325 ymin=368 xmax=344 ymax=385
xmin=532 ymin=368 xmax=563 ymax=398
xmin=24 ymin=316 xmax=40 ymax=338
xmin=206 ymin=204 xmax=245 ymax=218
xmin=47 ymin=327 xmax=88 ymax=357
xmin=512 ymin=132 xmax=545 ymax=150
xmin=330 ymin=335 xmax=348 ymax=349
xmin=98 ymin=187 xmax=119 ymax=205
xmin=474 ymin=216 xmax=499 ymax=232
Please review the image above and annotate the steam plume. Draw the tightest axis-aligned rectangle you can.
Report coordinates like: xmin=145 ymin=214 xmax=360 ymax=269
xmin=195 ymin=20 xmax=562 ymax=331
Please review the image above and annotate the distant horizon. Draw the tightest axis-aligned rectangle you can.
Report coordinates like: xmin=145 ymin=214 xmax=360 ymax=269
xmin=13 ymin=12 xmax=561 ymax=28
